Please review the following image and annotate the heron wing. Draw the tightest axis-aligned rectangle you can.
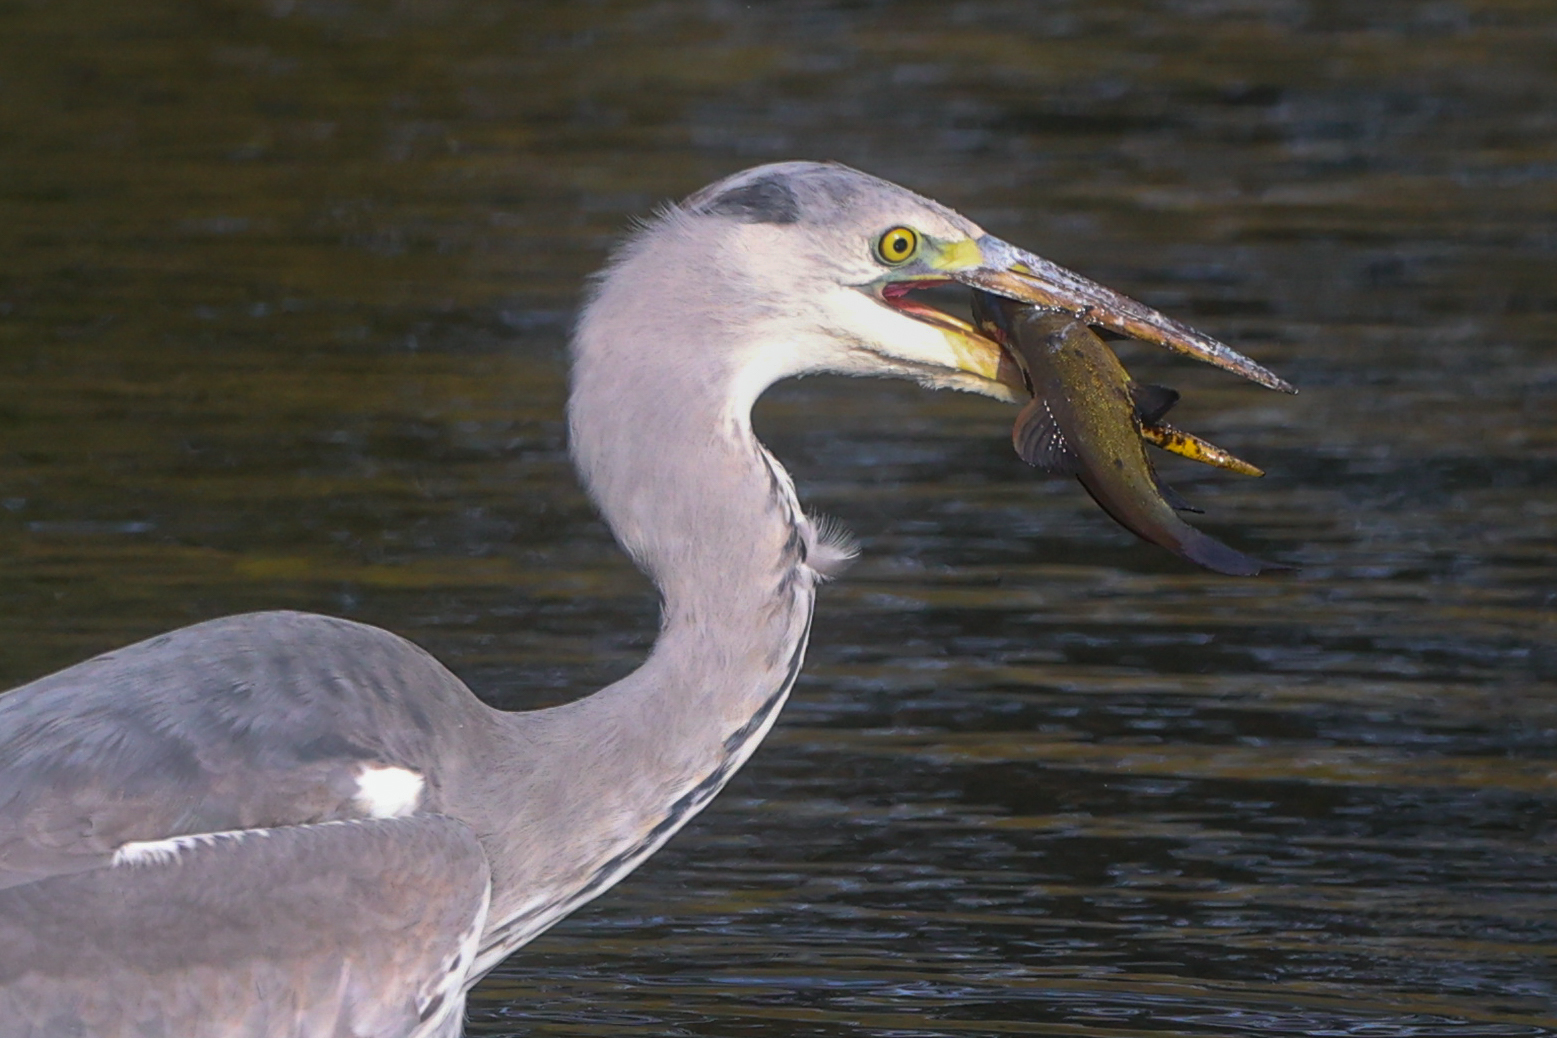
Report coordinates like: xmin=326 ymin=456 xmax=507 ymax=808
xmin=0 ymin=814 xmax=491 ymax=1038
xmin=0 ymin=611 xmax=493 ymax=889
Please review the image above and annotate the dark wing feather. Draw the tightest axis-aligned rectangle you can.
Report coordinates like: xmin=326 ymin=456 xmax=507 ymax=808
xmin=0 ymin=815 xmax=491 ymax=1038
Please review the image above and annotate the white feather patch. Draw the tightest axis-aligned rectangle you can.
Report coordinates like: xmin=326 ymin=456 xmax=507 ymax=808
xmin=112 ymin=827 xmax=266 ymax=867
xmin=354 ymin=764 xmax=425 ymax=819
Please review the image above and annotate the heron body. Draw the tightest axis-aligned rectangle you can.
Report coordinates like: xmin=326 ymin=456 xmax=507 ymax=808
xmin=0 ymin=162 xmax=1285 ymax=1036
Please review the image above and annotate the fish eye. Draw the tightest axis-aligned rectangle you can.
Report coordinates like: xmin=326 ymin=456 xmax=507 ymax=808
xmin=875 ymin=226 xmax=920 ymax=265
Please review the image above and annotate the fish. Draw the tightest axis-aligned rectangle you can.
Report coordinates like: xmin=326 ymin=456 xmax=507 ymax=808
xmin=972 ymin=292 xmax=1282 ymax=577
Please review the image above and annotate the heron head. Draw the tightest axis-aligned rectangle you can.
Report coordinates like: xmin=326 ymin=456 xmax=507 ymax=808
xmin=660 ymin=161 xmax=1291 ymax=405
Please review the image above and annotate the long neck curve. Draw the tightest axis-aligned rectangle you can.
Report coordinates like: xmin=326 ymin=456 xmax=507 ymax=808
xmin=566 ymin=218 xmax=819 ymax=735
xmin=566 ymin=310 xmax=817 ymax=746
xmin=466 ymin=218 xmax=821 ymax=970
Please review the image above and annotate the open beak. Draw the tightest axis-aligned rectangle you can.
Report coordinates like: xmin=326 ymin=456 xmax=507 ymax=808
xmin=952 ymin=236 xmax=1295 ymax=394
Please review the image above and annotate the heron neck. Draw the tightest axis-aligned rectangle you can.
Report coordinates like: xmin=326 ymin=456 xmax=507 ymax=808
xmin=567 ymin=350 xmax=816 ymax=715
xmin=581 ymin=395 xmax=815 ymax=777
xmin=563 ymin=371 xmax=814 ymax=830
xmin=468 ymin=329 xmax=815 ymax=967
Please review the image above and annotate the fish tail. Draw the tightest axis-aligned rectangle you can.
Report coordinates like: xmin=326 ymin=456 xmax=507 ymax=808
xmin=1176 ymin=528 xmax=1287 ymax=576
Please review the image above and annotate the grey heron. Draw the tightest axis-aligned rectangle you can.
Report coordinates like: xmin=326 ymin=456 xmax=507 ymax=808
xmin=0 ymin=162 xmax=1287 ymax=1036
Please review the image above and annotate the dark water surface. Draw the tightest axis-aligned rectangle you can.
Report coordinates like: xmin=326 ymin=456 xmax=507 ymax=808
xmin=2 ymin=1 xmax=1554 ymax=1034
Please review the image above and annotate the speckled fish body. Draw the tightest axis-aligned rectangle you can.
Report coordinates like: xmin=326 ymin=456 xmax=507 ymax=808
xmin=972 ymin=293 xmax=1276 ymax=577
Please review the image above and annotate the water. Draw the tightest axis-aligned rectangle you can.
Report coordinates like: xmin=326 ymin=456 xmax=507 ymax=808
xmin=1 ymin=1 xmax=1554 ymax=1034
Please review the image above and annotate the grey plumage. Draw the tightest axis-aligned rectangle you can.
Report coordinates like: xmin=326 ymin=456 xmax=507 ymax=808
xmin=2 ymin=815 xmax=488 ymax=1037
xmin=0 ymin=161 xmax=1281 ymax=1036
xmin=0 ymin=614 xmax=487 ymax=893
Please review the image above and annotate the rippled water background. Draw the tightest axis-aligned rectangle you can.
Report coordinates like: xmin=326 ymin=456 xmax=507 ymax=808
xmin=2 ymin=1 xmax=1554 ymax=1034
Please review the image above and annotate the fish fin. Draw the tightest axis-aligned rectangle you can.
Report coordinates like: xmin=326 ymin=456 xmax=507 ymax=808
xmin=1131 ymin=383 xmax=1180 ymax=424
xmin=1012 ymin=397 xmax=1082 ymax=473
xmin=1177 ymin=529 xmax=1292 ymax=577
xmin=1153 ymin=475 xmax=1203 ymax=514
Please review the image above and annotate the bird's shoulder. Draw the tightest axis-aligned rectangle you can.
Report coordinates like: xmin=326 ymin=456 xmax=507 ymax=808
xmin=0 ymin=610 xmax=495 ymax=889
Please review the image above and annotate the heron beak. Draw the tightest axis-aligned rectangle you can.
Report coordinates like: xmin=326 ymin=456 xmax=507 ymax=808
xmin=877 ymin=278 xmax=1028 ymax=400
xmin=951 ymin=236 xmax=1295 ymax=394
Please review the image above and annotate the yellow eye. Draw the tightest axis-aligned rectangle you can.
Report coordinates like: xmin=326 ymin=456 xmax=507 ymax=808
xmin=875 ymin=226 xmax=920 ymax=265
